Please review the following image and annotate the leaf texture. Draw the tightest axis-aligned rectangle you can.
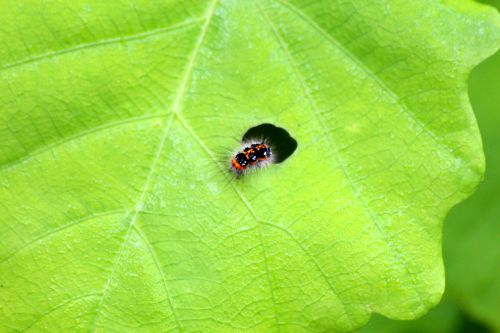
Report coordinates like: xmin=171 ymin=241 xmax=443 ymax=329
xmin=0 ymin=0 xmax=499 ymax=332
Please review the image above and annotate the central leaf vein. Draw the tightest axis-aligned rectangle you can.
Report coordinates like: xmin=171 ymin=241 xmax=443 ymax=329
xmin=89 ymin=0 xmax=219 ymax=331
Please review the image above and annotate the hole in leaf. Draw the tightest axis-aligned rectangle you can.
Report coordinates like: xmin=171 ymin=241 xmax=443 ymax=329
xmin=242 ymin=123 xmax=297 ymax=163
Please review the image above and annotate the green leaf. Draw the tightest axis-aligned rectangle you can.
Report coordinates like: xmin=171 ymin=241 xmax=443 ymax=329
xmin=355 ymin=44 xmax=500 ymax=333
xmin=0 ymin=1 xmax=498 ymax=332
xmin=355 ymin=295 xmax=463 ymax=333
xmin=443 ymin=48 xmax=500 ymax=332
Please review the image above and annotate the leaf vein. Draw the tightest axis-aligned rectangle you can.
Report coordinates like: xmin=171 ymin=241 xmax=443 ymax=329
xmin=0 ymin=209 xmax=126 ymax=264
xmin=133 ymin=224 xmax=180 ymax=331
xmin=21 ymin=293 xmax=101 ymax=333
xmin=275 ymin=0 xmax=460 ymax=162
xmin=0 ymin=17 xmax=203 ymax=72
xmin=257 ymin=0 xmax=426 ymax=313
xmin=89 ymin=1 xmax=219 ymax=330
xmin=0 ymin=114 xmax=165 ymax=172
xmin=175 ymin=112 xmax=282 ymax=332
xmin=255 ymin=1 xmax=355 ymax=327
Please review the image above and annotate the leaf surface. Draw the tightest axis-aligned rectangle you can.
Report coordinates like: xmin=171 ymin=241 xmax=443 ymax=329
xmin=356 ymin=9 xmax=500 ymax=332
xmin=0 ymin=0 xmax=499 ymax=332
xmin=443 ymin=46 xmax=500 ymax=332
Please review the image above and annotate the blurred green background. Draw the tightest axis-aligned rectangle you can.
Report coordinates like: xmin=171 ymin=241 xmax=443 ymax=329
xmin=357 ymin=0 xmax=500 ymax=332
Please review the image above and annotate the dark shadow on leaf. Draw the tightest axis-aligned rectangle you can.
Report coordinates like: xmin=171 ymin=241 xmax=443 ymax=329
xmin=242 ymin=123 xmax=297 ymax=163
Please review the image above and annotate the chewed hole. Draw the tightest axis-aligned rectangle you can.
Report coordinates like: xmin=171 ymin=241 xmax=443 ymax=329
xmin=242 ymin=123 xmax=297 ymax=163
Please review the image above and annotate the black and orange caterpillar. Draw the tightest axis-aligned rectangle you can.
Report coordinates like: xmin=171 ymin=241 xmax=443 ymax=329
xmin=230 ymin=143 xmax=272 ymax=176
